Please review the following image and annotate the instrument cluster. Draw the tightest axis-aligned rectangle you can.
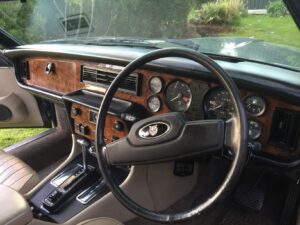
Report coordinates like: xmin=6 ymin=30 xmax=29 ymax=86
xmin=146 ymin=78 xmax=267 ymax=144
xmin=203 ymin=87 xmax=267 ymax=120
xmin=203 ymin=87 xmax=266 ymax=142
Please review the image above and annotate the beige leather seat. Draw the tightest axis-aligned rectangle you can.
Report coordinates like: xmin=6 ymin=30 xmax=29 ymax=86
xmin=77 ymin=218 xmax=124 ymax=225
xmin=0 ymin=151 xmax=39 ymax=194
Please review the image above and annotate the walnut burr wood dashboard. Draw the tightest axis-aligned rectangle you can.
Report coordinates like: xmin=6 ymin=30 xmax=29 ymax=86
xmin=21 ymin=57 xmax=300 ymax=161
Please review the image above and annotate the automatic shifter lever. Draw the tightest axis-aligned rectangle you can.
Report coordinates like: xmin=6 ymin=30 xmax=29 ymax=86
xmin=42 ymin=138 xmax=96 ymax=213
xmin=77 ymin=138 xmax=90 ymax=171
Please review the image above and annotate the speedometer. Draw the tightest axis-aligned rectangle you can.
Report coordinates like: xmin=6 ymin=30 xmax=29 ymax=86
xmin=165 ymin=80 xmax=192 ymax=112
xmin=204 ymin=87 xmax=234 ymax=120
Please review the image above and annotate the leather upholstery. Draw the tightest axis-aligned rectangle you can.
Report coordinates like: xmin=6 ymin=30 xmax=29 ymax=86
xmin=77 ymin=218 xmax=124 ymax=225
xmin=0 ymin=185 xmax=33 ymax=225
xmin=0 ymin=151 xmax=39 ymax=194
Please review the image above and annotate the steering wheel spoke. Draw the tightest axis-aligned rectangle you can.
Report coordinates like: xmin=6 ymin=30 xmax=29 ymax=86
xmin=223 ymin=117 xmax=242 ymax=156
xmin=105 ymin=113 xmax=225 ymax=165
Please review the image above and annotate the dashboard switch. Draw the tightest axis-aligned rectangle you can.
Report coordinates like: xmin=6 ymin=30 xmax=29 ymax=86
xmin=121 ymin=113 xmax=138 ymax=123
xmin=71 ymin=107 xmax=81 ymax=116
xmin=114 ymin=121 xmax=124 ymax=131
xmin=75 ymin=123 xmax=80 ymax=131
xmin=248 ymin=141 xmax=262 ymax=152
xmin=111 ymin=136 xmax=119 ymax=142
xmin=79 ymin=124 xmax=89 ymax=135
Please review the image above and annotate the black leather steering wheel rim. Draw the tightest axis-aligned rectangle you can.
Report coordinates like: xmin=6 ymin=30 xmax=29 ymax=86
xmin=95 ymin=48 xmax=248 ymax=223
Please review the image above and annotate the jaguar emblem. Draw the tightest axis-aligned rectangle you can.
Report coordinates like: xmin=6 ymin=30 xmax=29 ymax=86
xmin=149 ymin=125 xmax=158 ymax=137
xmin=138 ymin=122 xmax=170 ymax=139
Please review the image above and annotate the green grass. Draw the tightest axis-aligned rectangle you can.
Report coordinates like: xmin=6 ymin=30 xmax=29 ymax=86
xmin=225 ymin=15 xmax=300 ymax=49
xmin=0 ymin=128 xmax=47 ymax=149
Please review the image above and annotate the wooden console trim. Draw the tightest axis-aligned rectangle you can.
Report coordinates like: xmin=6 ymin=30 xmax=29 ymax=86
xmin=24 ymin=57 xmax=192 ymax=114
xmin=71 ymin=103 xmax=127 ymax=143
xmin=25 ymin=58 xmax=83 ymax=94
xmin=241 ymin=90 xmax=300 ymax=160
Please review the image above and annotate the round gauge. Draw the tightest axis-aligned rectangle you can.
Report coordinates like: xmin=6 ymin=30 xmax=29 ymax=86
xmin=165 ymin=80 xmax=192 ymax=112
xmin=245 ymin=95 xmax=266 ymax=117
xmin=204 ymin=88 xmax=234 ymax=120
xmin=248 ymin=120 xmax=262 ymax=140
xmin=147 ymin=95 xmax=162 ymax=112
xmin=149 ymin=76 xmax=164 ymax=94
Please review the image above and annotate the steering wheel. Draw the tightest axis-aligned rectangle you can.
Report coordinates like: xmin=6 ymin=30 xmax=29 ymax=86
xmin=95 ymin=48 xmax=248 ymax=223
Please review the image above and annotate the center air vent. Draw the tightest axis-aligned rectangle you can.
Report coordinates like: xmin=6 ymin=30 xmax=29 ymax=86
xmin=81 ymin=65 xmax=140 ymax=95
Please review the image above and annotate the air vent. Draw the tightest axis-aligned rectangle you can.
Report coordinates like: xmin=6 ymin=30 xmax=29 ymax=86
xmin=20 ymin=61 xmax=30 ymax=79
xmin=81 ymin=65 xmax=140 ymax=95
xmin=269 ymin=108 xmax=300 ymax=150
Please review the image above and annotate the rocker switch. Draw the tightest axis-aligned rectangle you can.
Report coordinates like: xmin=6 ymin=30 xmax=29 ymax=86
xmin=79 ymin=124 xmax=89 ymax=135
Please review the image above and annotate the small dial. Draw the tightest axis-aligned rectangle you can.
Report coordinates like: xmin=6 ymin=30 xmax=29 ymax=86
xmin=248 ymin=120 xmax=262 ymax=140
xmin=165 ymin=80 xmax=192 ymax=112
xmin=149 ymin=76 xmax=163 ymax=94
xmin=204 ymin=88 xmax=234 ymax=120
xmin=245 ymin=95 xmax=266 ymax=117
xmin=147 ymin=95 xmax=162 ymax=112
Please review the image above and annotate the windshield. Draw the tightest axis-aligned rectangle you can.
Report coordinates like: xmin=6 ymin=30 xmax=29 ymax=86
xmin=1 ymin=0 xmax=300 ymax=70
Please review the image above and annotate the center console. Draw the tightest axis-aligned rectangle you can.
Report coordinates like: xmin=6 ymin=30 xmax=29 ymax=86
xmin=30 ymin=147 xmax=128 ymax=223
xmin=29 ymin=90 xmax=139 ymax=223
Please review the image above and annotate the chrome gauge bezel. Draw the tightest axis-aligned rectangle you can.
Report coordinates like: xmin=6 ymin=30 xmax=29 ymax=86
xmin=148 ymin=76 xmax=164 ymax=94
xmin=164 ymin=80 xmax=192 ymax=112
xmin=147 ymin=95 xmax=162 ymax=113
xmin=247 ymin=120 xmax=262 ymax=140
xmin=244 ymin=95 xmax=267 ymax=117
xmin=203 ymin=87 xmax=235 ymax=120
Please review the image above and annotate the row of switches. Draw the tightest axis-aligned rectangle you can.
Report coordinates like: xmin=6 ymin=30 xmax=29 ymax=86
xmin=72 ymin=106 xmax=125 ymax=133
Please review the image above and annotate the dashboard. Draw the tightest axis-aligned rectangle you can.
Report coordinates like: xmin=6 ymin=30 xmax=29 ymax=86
xmin=5 ymin=44 xmax=300 ymax=167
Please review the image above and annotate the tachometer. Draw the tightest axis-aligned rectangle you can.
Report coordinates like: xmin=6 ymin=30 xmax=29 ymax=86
xmin=204 ymin=87 xmax=234 ymax=120
xmin=165 ymin=80 xmax=192 ymax=112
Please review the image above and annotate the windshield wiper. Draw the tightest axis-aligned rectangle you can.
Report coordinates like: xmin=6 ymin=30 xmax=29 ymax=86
xmin=40 ymin=37 xmax=160 ymax=49
xmin=86 ymin=37 xmax=161 ymax=49
xmin=40 ymin=37 xmax=203 ymax=50
xmin=162 ymin=39 xmax=201 ymax=51
xmin=204 ymin=53 xmax=246 ymax=63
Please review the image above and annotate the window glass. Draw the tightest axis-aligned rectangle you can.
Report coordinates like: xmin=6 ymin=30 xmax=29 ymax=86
xmin=0 ymin=0 xmax=299 ymax=69
xmin=0 ymin=128 xmax=48 ymax=149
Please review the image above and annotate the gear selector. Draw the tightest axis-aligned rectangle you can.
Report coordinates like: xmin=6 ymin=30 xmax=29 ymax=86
xmin=77 ymin=138 xmax=90 ymax=171
xmin=42 ymin=138 xmax=97 ymax=213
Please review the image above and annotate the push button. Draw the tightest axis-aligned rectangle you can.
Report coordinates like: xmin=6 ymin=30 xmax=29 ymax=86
xmin=111 ymin=136 xmax=119 ymax=142
xmin=79 ymin=124 xmax=89 ymax=135
xmin=114 ymin=121 xmax=124 ymax=131
xmin=75 ymin=123 xmax=80 ymax=131
xmin=248 ymin=141 xmax=262 ymax=152
xmin=71 ymin=107 xmax=81 ymax=116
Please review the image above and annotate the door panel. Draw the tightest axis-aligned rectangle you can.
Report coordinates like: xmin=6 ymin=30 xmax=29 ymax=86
xmin=0 ymin=67 xmax=44 ymax=127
